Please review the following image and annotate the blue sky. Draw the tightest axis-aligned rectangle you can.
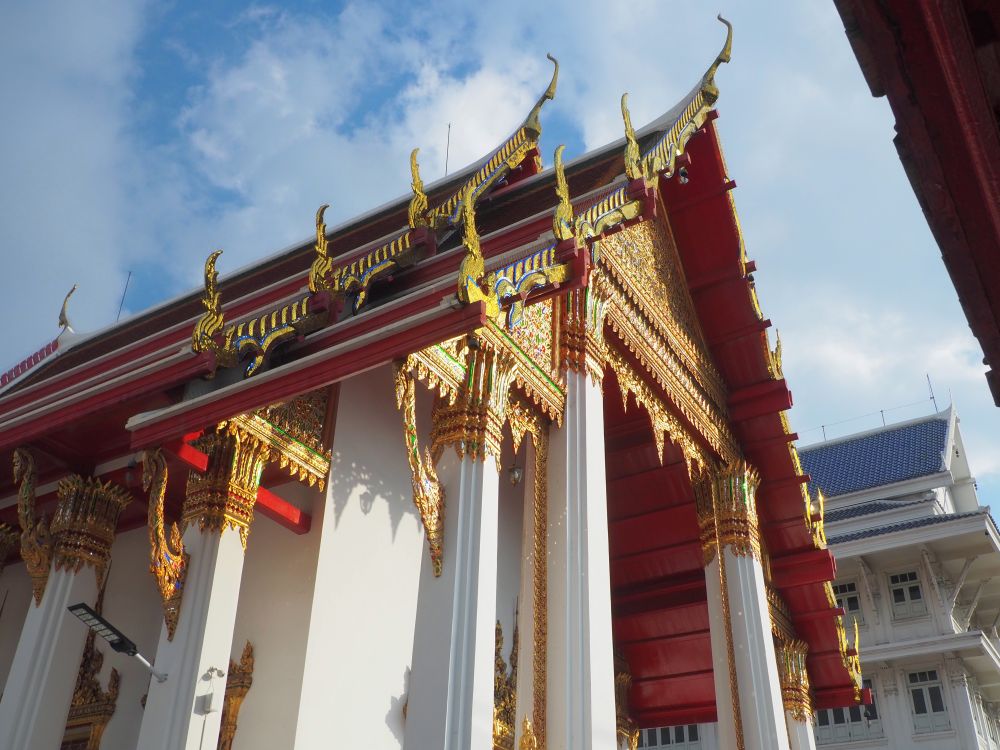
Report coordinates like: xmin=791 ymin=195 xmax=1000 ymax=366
xmin=2 ymin=1 xmax=998 ymax=499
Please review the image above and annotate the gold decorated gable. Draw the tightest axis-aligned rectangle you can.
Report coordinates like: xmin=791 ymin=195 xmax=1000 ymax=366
xmin=599 ymin=217 xmax=737 ymax=464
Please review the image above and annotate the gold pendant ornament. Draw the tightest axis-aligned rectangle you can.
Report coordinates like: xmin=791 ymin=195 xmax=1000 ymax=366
xmin=13 ymin=447 xmax=52 ymax=604
xmin=143 ymin=449 xmax=188 ymax=640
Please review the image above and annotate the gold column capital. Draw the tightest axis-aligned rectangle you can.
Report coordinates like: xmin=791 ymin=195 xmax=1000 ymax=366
xmin=183 ymin=424 xmax=270 ymax=549
xmin=694 ymin=461 xmax=761 ymax=564
xmin=559 ymin=287 xmax=608 ymax=385
xmin=50 ymin=475 xmax=131 ymax=588
xmin=431 ymin=335 xmax=516 ymax=463
xmin=778 ymin=639 xmax=814 ymax=723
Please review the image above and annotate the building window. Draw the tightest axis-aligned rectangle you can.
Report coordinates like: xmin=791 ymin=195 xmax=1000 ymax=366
xmin=889 ymin=571 xmax=927 ymax=619
xmin=908 ymin=670 xmax=950 ymax=734
xmin=636 ymin=725 xmax=702 ymax=748
xmin=832 ymin=581 xmax=865 ymax=624
xmin=815 ymin=678 xmax=882 ymax=744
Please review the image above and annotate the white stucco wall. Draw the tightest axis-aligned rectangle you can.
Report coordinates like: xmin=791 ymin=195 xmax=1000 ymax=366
xmin=0 ymin=560 xmax=33 ymax=692
xmin=292 ymin=366 xmax=425 ymax=750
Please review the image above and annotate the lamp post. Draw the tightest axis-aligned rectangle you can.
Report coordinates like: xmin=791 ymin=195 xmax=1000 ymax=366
xmin=68 ymin=602 xmax=167 ymax=682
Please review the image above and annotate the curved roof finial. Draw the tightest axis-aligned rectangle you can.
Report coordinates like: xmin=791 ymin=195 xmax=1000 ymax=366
xmin=702 ymin=15 xmax=733 ymax=105
xmin=553 ymin=144 xmax=574 ymax=241
xmin=58 ymin=284 xmax=77 ymax=333
xmin=524 ymin=53 xmax=559 ymax=135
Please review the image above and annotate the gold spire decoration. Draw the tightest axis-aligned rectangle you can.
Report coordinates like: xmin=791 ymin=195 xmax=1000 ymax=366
xmin=59 ymin=284 xmax=78 ymax=332
xmin=456 ymin=185 xmax=500 ymax=318
xmin=621 ymin=94 xmax=642 ymax=181
xmin=308 ymin=204 xmax=333 ymax=293
xmin=552 ymin=144 xmax=574 ymax=241
xmin=702 ymin=15 xmax=734 ymax=105
xmin=192 ymin=250 xmax=228 ymax=354
xmin=408 ymin=149 xmax=429 ymax=229
xmin=143 ymin=449 xmax=188 ymax=640
xmin=519 ymin=717 xmax=538 ymax=750
xmin=13 ymin=447 xmax=52 ymax=604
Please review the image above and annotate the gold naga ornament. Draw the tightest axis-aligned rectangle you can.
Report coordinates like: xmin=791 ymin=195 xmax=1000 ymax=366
xmin=309 ymin=204 xmax=334 ymax=293
xmin=142 ymin=449 xmax=188 ymax=640
xmin=191 ymin=250 xmax=233 ymax=357
xmin=394 ymin=364 xmax=445 ymax=576
xmin=408 ymin=149 xmax=429 ymax=229
xmin=456 ymin=185 xmax=500 ymax=318
xmin=218 ymin=641 xmax=255 ymax=750
xmin=552 ymin=144 xmax=574 ymax=242
xmin=13 ymin=447 xmax=53 ymax=604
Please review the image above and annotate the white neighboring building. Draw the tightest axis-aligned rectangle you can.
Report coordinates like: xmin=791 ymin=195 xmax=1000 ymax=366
xmin=800 ymin=407 xmax=1000 ymax=749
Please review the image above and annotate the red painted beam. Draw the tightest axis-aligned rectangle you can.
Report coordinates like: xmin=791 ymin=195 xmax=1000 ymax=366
xmin=256 ymin=486 xmax=311 ymax=535
xmin=728 ymin=378 xmax=793 ymax=422
xmin=771 ymin=548 xmax=837 ymax=589
xmin=634 ymin=704 xmax=719 ymax=727
xmin=164 ymin=432 xmax=208 ymax=473
xmin=0 ymin=352 xmax=215 ymax=454
xmin=814 ymin=686 xmax=871 ymax=710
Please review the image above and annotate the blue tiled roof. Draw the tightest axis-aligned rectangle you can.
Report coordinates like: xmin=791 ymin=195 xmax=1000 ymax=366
xmin=799 ymin=416 xmax=949 ymax=498
xmin=827 ymin=510 xmax=983 ymax=545
xmin=824 ymin=498 xmax=928 ymax=523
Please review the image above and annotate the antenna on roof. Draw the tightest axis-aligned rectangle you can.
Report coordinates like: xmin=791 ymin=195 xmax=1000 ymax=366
xmin=444 ymin=122 xmax=452 ymax=177
xmin=116 ymin=270 xmax=132 ymax=323
xmin=927 ymin=373 xmax=938 ymax=411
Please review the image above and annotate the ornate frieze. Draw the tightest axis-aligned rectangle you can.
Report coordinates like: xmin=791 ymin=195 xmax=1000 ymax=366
xmin=777 ymin=640 xmax=813 ymax=723
xmin=493 ymin=620 xmax=518 ymax=750
xmin=13 ymin=447 xmax=51 ymax=604
xmin=614 ymin=652 xmax=640 ymax=750
xmin=767 ymin=586 xmax=796 ymax=644
xmin=142 ymin=449 xmax=188 ymax=641
xmin=218 ymin=641 xmax=254 ymax=750
xmin=694 ymin=462 xmax=761 ymax=563
xmin=251 ymin=389 xmax=332 ymax=489
xmin=574 ymin=185 xmax=642 ymax=242
xmin=183 ymin=425 xmax=270 ymax=549
xmin=50 ymin=475 xmax=131 ymax=587
xmin=394 ymin=363 xmax=445 ymax=577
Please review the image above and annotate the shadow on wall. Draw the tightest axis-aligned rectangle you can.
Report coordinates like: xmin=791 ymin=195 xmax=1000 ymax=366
xmin=386 ymin=665 xmax=410 ymax=745
xmin=327 ymin=427 xmax=419 ymax=542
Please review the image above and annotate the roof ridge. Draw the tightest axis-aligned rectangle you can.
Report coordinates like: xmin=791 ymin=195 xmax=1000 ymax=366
xmin=800 ymin=408 xmax=952 ymax=453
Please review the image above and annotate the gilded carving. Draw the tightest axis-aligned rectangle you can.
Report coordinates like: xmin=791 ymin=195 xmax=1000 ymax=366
xmin=487 ymin=244 xmax=571 ymax=330
xmin=559 ymin=286 xmax=608 ymax=384
xmin=621 ymin=94 xmax=642 ymax=182
xmin=614 ymin=652 xmax=640 ymax=750
xmin=507 ymin=399 xmax=548 ymax=744
xmin=64 ymin=591 xmax=120 ymax=750
xmin=394 ymin=363 xmax=445 ymax=576
xmin=552 ymin=144 xmax=574 ymax=241
xmin=431 ymin=336 xmax=517 ymax=462
xmin=191 ymin=250 xmax=233 ymax=358
xmin=777 ymin=640 xmax=813 ymax=723
xmin=142 ymin=449 xmax=188 ymax=641
xmin=456 ymin=186 xmax=501 ymax=318
xmin=694 ymin=462 xmax=761 ymax=562
xmin=50 ymin=475 xmax=131 ymax=587
xmin=0 ymin=523 xmax=17 ymax=577
xmin=408 ymin=149 xmax=429 ymax=229
xmin=184 ymin=425 xmax=270 ymax=549
xmin=218 ymin=641 xmax=254 ymax=750
xmin=493 ymin=620 xmax=518 ymax=750
xmin=574 ymin=186 xmax=643 ymax=241
xmin=252 ymin=389 xmax=332 ymax=488
xmin=13 ymin=447 xmax=51 ymax=604
xmin=519 ymin=717 xmax=538 ymax=750
xmin=309 ymin=204 xmax=333 ymax=294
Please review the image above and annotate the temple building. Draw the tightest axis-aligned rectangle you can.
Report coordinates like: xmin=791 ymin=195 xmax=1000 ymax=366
xmin=801 ymin=409 xmax=1000 ymax=749
xmin=0 ymin=21 xmax=863 ymax=750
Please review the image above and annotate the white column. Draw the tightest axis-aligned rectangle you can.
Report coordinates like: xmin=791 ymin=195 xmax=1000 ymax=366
xmin=945 ymin=659 xmax=980 ymax=750
xmin=785 ymin=712 xmax=817 ymax=750
xmin=699 ymin=466 xmax=790 ymax=750
xmin=547 ymin=369 xmax=618 ymax=750
xmin=136 ymin=527 xmax=246 ymax=750
xmin=0 ymin=566 xmax=98 ymax=750
xmin=138 ymin=428 xmax=267 ymax=750
xmin=403 ymin=450 xmax=501 ymax=750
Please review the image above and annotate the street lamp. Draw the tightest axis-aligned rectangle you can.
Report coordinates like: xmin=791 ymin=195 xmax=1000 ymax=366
xmin=67 ymin=602 xmax=167 ymax=683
